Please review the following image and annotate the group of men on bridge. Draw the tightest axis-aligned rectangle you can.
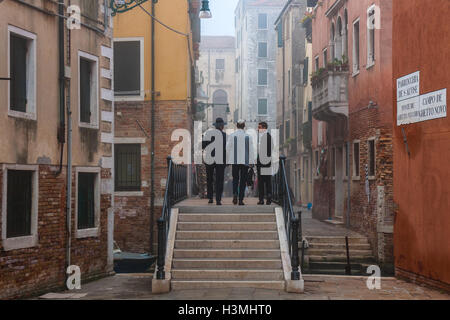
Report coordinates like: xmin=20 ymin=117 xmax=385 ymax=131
xmin=202 ymin=118 xmax=273 ymax=206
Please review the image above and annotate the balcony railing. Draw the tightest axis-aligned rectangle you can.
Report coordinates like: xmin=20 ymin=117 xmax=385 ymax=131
xmin=312 ymin=65 xmax=349 ymax=122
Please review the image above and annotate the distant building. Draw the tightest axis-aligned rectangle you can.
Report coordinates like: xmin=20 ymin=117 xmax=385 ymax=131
xmin=197 ymin=36 xmax=236 ymax=128
xmin=275 ymin=0 xmax=315 ymax=205
xmin=113 ymin=0 xmax=200 ymax=254
xmin=0 ymin=0 xmax=114 ymax=298
xmin=393 ymin=0 xmax=450 ymax=291
xmin=311 ymin=0 xmax=394 ymax=271
xmin=235 ymin=0 xmax=287 ymax=130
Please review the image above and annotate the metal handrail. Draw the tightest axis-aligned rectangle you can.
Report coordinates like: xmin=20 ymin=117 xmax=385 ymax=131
xmin=272 ymin=156 xmax=301 ymax=280
xmin=156 ymin=156 xmax=188 ymax=280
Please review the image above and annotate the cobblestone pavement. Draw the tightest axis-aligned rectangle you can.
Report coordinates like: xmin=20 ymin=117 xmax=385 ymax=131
xmin=41 ymin=274 xmax=450 ymax=300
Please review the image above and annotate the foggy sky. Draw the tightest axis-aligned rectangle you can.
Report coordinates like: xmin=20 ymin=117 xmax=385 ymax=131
xmin=201 ymin=0 xmax=240 ymax=36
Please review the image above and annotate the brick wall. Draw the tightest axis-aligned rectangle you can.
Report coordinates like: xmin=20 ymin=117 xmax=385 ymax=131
xmin=114 ymin=100 xmax=192 ymax=253
xmin=349 ymin=107 xmax=394 ymax=269
xmin=0 ymin=166 xmax=110 ymax=299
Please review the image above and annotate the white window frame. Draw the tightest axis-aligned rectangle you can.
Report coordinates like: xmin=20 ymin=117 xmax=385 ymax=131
xmin=352 ymin=18 xmax=361 ymax=76
xmin=353 ymin=140 xmax=361 ymax=180
xmin=257 ymin=68 xmax=268 ymax=86
xmin=78 ymin=51 xmax=99 ymax=129
xmin=366 ymin=5 xmax=376 ymax=69
xmin=257 ymin=13 xmax=268 ymax=30
xmin=113 ymin=37 xmax=145 ymax=102
xmin=75 ymin=167 xmax=101 ymax=239
xmin=314 ymin=55 xmax=320 ymax=72
xmin=1 ymin=164 xmax=39 ymax=251
xmin=367 ymin=137 xmax=376 ymax=180
xmin=7 ymin=25 xmax=37 ymax=121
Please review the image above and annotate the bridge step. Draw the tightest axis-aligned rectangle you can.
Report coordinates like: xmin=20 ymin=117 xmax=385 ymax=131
xmin=176 ymin=230 xmax=279 ymax=240
xmin=171 ymin=280 xmax=285 ymax=290
xmin=177 ymin=222 xmax=278 ymax=231
xmin=174 ymin=240 xmax=280 ymax=249
xmin=172 ymin=259 xmax=283 ymax=269
xmin=169 ymin=207 xmax=287 ymax=291
xmin=173 ymin=249 xmax=281 ymax=259
xmin=178 ymin=213 xmax=276 ymax=223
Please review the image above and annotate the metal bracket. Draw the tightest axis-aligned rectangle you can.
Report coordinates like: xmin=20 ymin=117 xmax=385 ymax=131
xmin=110 ymin=0 xmax=151 ymax=16
xmin=401 ymin=127 xmax=411 ymax=157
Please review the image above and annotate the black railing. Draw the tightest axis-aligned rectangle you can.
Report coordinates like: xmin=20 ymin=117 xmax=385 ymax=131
xmin=272 ymin=156 xmax=301 ymax=280
xmin=156 ymin=156 xmax=188 ymax=280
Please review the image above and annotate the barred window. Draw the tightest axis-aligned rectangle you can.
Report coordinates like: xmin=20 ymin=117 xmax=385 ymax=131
xmin=115 ymin=144 xmax=141 ymax=191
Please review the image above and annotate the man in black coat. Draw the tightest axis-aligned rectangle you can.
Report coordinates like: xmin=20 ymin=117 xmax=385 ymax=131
xmin=202 ymin=118 xmax=227 ymax=205
xmin=257 ymin=122 xmax=273 ymax=205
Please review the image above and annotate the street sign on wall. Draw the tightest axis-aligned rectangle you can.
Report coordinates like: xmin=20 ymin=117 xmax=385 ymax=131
xmin=396 ymin=71 xmax=447 ymax=126
xmin=419 ymin=89 xmax=447 ymax=122
xmin=397 ymin=71 xmax=420 ymax=102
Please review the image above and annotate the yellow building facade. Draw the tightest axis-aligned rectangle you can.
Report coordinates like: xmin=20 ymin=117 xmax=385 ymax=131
xmin=112 ymin=0 xmax=200 ymax=254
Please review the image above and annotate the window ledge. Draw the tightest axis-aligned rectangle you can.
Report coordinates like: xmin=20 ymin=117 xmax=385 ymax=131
xmin=369 ymin=176 xmax=376 ymax=181
xmin=2 ymin=235 xmax=38 ymax=251
xmin=8 ymin=110 xmax=36 ymax=121
xmin=352 ymin=176 xmax=361 ymax=181
xmin=352 ymin=70 xmax=360 ymax=78
xmin=79 ymin=122 xmax=99 ymax=130
xmin=114 ymin=191 xmax=144 ymax=197
xmin=114 ymin=95 xmax=145 ymax=102
xmin=366 ymin=61 xmax=375 ymax=70
xmin=76 ymin=227 xmax=100 ymax=239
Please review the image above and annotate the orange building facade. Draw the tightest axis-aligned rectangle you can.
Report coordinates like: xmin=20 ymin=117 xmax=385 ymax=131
xmin=392 ymin=0 xmax=450 ymax=291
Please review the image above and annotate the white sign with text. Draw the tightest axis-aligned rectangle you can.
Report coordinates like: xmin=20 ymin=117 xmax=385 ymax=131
xmin=397 ymin=71 xmax=420 ymax=102
xmin=397 ymin=96 xmax=420 ymax=126
xmin=419 ymin=89 xmax=447 ymax=122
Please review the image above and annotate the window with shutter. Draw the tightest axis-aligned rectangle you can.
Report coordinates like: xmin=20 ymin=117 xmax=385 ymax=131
xmin=77 ymin=173 xmax=96 ymax=230
xmin=258 ymin=13 xmax=268 ymax=29
xmin=258 ymin=69 xmax=268 ymax=85
xmin=258 ymin=42 xmax=267 ymax=58
xmin=368 ymin=140 xmax=376 ymax=176
xmin=258 ymin=99 xmax=268 ymax=115
xmin=7 ymin=170 xmax=33 ymax=238
xmin=114 ymin=41 xmax=141 ymax=96
xmin=10 ymin=35 xmax=28 ymax=113
xmin=216 ymin=59 xmax=225 ymax=70
xmin=79 ymin=59 xmax=92 ymax=123
xmin=303 ymin=57 xmax=309 ymax=85
xmin=115 ymin=144 xmax=141 ymax=191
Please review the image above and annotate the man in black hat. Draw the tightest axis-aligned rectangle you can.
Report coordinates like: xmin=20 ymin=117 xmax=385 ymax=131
xmin=202 ymin=118 xmax=227 ymax=205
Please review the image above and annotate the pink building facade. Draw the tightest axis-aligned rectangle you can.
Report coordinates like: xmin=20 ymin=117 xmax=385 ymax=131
xmin=311 ymin=0 xmax=394 ymax=271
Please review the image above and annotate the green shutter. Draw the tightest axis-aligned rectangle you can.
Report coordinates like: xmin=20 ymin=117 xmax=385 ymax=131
xmin=78 ymin=173 xmax=96 ymax=230
xmin=7 ymin=170 xmax=32 ymax=238
xmin=10 ymin=35 xmax=28 ymax=113
xmin=80 ymin=59 xmax=92 ymax=123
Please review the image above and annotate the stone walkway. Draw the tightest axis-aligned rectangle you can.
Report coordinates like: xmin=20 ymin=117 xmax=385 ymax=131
xmin=40 ymin=274 xmax=449 ymax=300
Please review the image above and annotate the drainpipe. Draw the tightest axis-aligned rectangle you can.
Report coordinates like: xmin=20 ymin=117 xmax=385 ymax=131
xmin=150 ymin=0 xmax=156 ymax=255
xmin=56 ymin=0 xmax=66 ymax=176
xmin=66 ymin=0 xmax=73 ymax=270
